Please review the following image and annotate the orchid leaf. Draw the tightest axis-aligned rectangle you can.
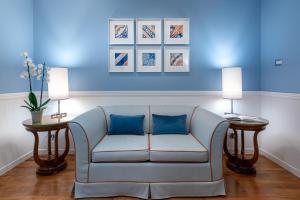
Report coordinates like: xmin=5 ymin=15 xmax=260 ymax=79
xmin=39 ymin=98 xmax=50 ymax=108
xmin=28 ymin=92 xmax=38 ymax=108
xmin=21 ymin=105 xmax=34 ymax=111
xmin=24 ymin=100 xmax=34 ymax=109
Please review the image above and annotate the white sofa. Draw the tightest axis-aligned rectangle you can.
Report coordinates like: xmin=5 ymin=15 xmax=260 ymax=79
xmin=69 ymin=105 xmax=229 ymax=199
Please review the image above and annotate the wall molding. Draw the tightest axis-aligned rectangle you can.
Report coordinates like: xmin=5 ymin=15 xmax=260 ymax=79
xmin=0 ymin=151 xmax=33 ymax=176
xmin=261 ymin=149 xmax=300 ymax=178
xmin=0 ymin=149 xmax=75 ymax=176
xmin=260 ymin=91 xmax=300 ymax=100
xmin=3 ymin=90 xmax=300 ymax=101
xmin=226 ymin=148 xmax=300 ymax=178
xmin=0 ymin=90 xmax=264 ymax=100
xmin=0 ymin=92 xmax=28 ymax=100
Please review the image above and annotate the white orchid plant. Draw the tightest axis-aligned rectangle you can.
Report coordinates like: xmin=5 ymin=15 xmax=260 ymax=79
xmin=20 ymin=51 xmax=51 ymax=112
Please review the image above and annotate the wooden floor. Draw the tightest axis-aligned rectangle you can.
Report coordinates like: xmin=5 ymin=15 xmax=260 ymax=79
xmin=0 ymin=156 xmax=300 ymax=200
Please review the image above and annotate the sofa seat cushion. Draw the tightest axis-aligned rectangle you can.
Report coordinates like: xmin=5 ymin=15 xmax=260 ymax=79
xmin=92 ymin=135 xmax=149 ymax=162
xmin=150 ymin=134 xmax=208 ymax=163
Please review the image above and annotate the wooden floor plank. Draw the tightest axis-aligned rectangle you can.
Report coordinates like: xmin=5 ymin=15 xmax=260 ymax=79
xmin=0 ymin=156 xmax=300 ymax=200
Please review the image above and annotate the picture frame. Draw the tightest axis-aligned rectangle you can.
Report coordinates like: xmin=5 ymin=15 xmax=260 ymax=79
xmin=164 ymin=46 xmax=190 ymax=72
xmin=164 ymin=18 xmax=190 ymax=44
xmin=136 ymin=18 xmax=162 ymax=44
xmin=109 ymin=46 xmax=134 ymax=72
xmin=109 ymin=18 xmax=134 ymax=45
xmin=136 ymin=46 xmax=162 ymax=72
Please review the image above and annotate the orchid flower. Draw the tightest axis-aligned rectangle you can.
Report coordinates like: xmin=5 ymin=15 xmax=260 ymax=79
xmin=19 ymin=51 xmax=51 ymax=112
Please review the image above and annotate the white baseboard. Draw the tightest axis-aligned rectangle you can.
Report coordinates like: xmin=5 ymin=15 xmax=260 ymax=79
xmin=0 ymin=149 xmax=75 ymax=176
xmin=226 ymin=147 xmax=300 ymax=178
xmin=0 ymin=151 xmax=33 ymax=176
xmin=261 ymin=149 xmax=300 ymax=178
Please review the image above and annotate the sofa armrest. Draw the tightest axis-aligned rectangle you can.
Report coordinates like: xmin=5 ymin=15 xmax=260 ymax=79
xmin=68 ymin=107 xmax=107 ymax=182
xmin=191 ymin=107 xmax=229 ymax=181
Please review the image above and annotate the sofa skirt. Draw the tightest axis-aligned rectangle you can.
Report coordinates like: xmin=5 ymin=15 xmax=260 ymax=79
xmin=74 ymin=179 xmax=226 ymax=199
xmin=75 ymin=182 xmax=149 ymax=199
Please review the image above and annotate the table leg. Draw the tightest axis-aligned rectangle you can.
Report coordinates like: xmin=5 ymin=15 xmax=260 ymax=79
xmin=32 ymin=131 xmax=41 ymax=165
xmin=48 ymin=131 xmax=52 ymax=160
xmin=234 ymin=129 xmax=238 ymax=158
xmin=31 ymin=132 xmax=50 ymax=169
xmin=241 ymin=130 xmax=245 ymax=159
xmin=251 ymin=130 xmax=260 ymax=164
xmin=55 ymin=129 xmax=59 ymax=160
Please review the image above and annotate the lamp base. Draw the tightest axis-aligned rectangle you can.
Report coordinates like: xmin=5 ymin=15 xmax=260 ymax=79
xmin=51 ymin=113 xmax=67 ymax=119
xmin=51 ymin=99 xmax=67 ymax=119
xmin=224 ymin=99 xmax=240 ymax=115
xmin=224 ymin=112 xmax=240 ymax=115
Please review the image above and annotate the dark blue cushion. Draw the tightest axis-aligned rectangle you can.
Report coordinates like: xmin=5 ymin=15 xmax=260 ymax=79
xmin=108 ymin=114 xmax=145 ymax=135
xmin=152 ymin=114 xmax=187 ymax=135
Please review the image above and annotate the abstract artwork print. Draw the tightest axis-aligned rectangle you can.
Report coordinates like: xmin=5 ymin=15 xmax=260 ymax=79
xmin=115 ymin=53 xmax=128 ymax=66
xmin=170 ymin=53 xmax=183 ymax=66
xmin=142 ymin=53 xmax=155 ymax=66
xmin=170 ymin=25 xmax=183 ymax=38
xmin=115 ymin=25 xmax=128 ymax=38
xmin=142 ymin=25 xmax=155 ymax=38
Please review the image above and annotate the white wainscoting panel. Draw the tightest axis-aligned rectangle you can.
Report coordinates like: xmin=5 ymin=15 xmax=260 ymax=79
xmin=0 ymin=91 xmax=261 ymax=175
xmin=260 ymin=92 xmax=300 ymax=178
xmin=2 ymin=91 xmax=300 ymax=178
xmin=0 ymin=93 xmax=33 ymax=175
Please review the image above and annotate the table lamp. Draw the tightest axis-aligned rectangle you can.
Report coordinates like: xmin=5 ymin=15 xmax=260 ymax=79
xmin=48 ymin=68 xmax=69 ymax=119
xmin=222 ymin=67 xmax=242 ymax=115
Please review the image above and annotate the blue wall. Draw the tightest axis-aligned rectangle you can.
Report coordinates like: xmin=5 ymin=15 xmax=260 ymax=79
xmin=34 ymin=0 xmax=261 ymax=91
xmin=1 ymin=1 xmax=299 ymax=92
xmin=0 ymin=0 xmax=34 ymax=93
xmin=261 ymin=0 xmax=300 ymax=93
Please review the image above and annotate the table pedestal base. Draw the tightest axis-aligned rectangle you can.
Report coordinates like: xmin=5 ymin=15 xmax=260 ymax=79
xmin=36 ymin=160 xmax=67 ymax=175
xmin=30 ymin=128 xmax=69 ymax=176
xmin=23 ymin=116 xmax=71 ymax=176
xmin=226 ymin=159 xmax=256 ymax=175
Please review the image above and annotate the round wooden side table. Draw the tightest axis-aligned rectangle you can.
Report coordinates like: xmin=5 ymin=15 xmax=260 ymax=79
xmin=23 ymin=116 xmax=71 ymax=175
xmin=224 ymin=117 xmax=269 ymax=174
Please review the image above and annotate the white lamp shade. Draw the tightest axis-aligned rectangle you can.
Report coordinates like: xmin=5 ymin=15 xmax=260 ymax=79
xmin=48 ymin=68 xmax=69 ymax=100
xmin=222 ymin=67 xmax=243 ymax=99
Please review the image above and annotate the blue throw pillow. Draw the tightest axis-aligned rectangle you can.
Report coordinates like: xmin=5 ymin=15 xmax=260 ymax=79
xmin=152 ymin=114 xmax=187 ymax=135
xmin=108 ymin=114 xmax=145 ymax=135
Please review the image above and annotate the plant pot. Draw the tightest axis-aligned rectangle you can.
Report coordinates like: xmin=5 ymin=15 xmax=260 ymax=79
xmin=31 ymin=110 xmax=43 ymax=124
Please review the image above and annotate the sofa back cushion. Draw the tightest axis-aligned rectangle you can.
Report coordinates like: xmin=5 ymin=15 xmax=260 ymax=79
xmin=152 ymin=114 xmax=187 ymax=135
xmin=108 ymin=114 xmax=145 ymax=135
xmin=101 ymin=105 xmax=150 ymax=134
xmin=150 ymin=105 xmax=197 ymax=134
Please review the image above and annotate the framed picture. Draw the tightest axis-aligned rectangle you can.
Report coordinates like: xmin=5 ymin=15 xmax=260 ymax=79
xmin=164 ymin=46 xmax=190 ymax=72
xmin=109 ymin=19 xmax=134 ymax=44
xmin=109 ymin=46 xmax=134 ymax=72
xmin=136 ymin=46 xmax=162 ymax=72
xmin=136 ymin=19 xmax=162 ymax=44
xmin=164 ymin=18 xmax=190 ymax=44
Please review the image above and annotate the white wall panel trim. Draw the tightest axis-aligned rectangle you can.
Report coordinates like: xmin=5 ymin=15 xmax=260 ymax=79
xmin=260 ymin=91 xmax=300 ymax=100
xmin=0 ymin=151 xmax=32 ymax=176
xmin=0 ymin=90 xmax=263 ymax=100
xmin=261 ymin=149 xmax=300 ymax=178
